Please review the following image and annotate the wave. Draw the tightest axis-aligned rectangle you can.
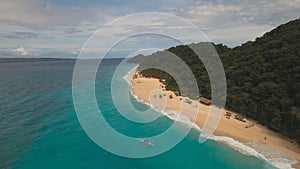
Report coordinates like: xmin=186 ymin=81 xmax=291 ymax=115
xmin=210 ymin=135 xmax=266 ymax=157
xmin=123 ymin=65 xmax=138 ymax=86
xmin=125 ymin=68 xmax=297 ymax=169
xmin=246 ymin=141 xmax=297 ymax=169
xmin=160 ymin=109 xmax=201 ymax=131
xmin=208 ymin=136 xmax=297 ymax=168
xmin=131 ymin=91 xmax=296 ymax=168
xmin=155 ymin=107 xmax=297 ymax=168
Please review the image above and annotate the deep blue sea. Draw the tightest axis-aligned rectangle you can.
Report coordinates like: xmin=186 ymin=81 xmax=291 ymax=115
xmin=0 ymin=59 xmax=276 ymax=169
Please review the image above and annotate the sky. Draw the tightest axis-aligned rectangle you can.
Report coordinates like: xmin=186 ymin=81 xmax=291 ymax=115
xmin=0 ymin=0 xmax=299 ymax=58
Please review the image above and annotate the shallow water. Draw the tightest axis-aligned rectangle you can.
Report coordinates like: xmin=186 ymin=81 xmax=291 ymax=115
xmin=0 ymin=59 xmax=276 ymax=169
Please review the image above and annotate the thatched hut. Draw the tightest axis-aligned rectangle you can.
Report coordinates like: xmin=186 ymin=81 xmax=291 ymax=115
xmin=199 ymin=97 xmax=211 ymax=105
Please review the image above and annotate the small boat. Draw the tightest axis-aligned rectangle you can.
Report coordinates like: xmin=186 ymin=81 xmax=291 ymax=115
xmin=139 ymin=138 xmax=154 ymax=146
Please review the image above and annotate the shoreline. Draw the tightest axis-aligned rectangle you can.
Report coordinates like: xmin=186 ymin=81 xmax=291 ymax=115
xmin=126 ymin=67 xmax=300 ymax=169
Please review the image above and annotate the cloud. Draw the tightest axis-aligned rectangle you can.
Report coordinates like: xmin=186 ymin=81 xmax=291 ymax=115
xmin=64 ymin=27 xmax=83 ymax=34
xmin=2 ymin=47 xmax=81 ymax=58
xmin=0 ymin=0 xmax=92 ymax=27
xmin=179 ymin=0 xmax=300 ymax=46
xmin=12 ymin=47 xmax=28 ymax=56
xmin=4 ymin=31 xmax=41 ymax=39
xmin=0 ymin=0 xmax=299 ymax=58
xmin=182 ymin=0 xmax=300 ymax=27
xmin=206 ymin=24 xmax=274 ymax=47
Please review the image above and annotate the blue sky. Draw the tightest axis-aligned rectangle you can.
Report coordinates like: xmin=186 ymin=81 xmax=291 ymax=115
xmin=0 ymin=0 xmax=299 ymax=58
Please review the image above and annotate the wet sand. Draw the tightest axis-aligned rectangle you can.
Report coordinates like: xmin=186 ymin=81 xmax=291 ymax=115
xmin=129 ymin=71 xmax=300 ymax=168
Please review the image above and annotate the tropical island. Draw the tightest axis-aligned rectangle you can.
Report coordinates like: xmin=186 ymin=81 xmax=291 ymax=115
xmin=128 ymin=18 xmax=300 ymax=168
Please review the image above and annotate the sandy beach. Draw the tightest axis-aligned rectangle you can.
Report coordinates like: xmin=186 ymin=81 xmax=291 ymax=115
xmin=128 ymin=68 xmax=300 ymax=168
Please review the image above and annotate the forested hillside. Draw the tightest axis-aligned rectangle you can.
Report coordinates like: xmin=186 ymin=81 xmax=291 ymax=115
xmin=128 ymin=19 xmax=300 ymax=143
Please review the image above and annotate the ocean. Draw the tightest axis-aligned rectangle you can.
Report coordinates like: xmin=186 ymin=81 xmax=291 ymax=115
xmin=0 ymin=59 xmax=277 ymax=169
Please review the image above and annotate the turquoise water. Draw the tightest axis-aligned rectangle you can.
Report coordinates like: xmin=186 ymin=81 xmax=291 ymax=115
xmin=0 ymin=59 xmax=276 ymax=169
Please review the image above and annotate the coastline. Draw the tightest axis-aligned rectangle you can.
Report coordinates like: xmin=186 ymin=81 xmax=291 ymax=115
xmin=126 ymin=67 xmax=300 ymax=169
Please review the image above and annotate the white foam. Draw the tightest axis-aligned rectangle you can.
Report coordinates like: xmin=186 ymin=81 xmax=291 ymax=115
xmin=269 ymin=158 xmax=297 ymax=169
xmin=210 ymin=135 xmax=266 ymax=158
xmin=208 ymin=135 xmax=297 ymax=169
xmin=247 ymin=141 xmax=297 ymax=169
xmin=123 ymin=65 xmax=138 ymax=85
xmin=144 ymin=102 xmax=294 ymax=168
xmin=132 ymin=93 xmax=297 ymax=168
xmin=131 ymin=95 xmax=297 ymax=168
xmin=125 ymin=68 xmax=297 ymax=169
xmin=127 ymin=81 xmax=200 ymax=131
xmin=161 ymin=109 xmax=201 ymax=130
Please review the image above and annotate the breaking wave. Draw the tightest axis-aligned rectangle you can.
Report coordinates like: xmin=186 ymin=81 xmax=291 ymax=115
xmin=125 ymin=68 xmax=297 ymax=169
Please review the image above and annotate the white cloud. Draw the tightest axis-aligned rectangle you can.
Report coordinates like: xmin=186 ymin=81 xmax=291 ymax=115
xmin=0 ymin=0 xmax=299 ymax=58
xmin=182 ymin=0 xmax=300 ymax=27
xmin=178 ymin=0 xmax=300 ymax=46
xmin=206 ymin=24 xmax=274 ymax=47
xmin=0 ymin=0 xmax=91 ymax=27
xmin=12 ymin=47 xmax=28 ymax=56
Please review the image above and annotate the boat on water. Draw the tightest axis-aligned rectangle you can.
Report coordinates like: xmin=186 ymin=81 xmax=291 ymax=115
xmin=139 ymin=138 xmax=154 ymax=146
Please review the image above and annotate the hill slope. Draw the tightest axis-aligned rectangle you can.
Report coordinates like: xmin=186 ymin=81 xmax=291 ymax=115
xmin=128 ymin=18 xmax=300 ymax=143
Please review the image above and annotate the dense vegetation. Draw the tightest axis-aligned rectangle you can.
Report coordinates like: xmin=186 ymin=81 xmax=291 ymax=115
xmin=128 ymin=19 xmax=300 ymax=143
